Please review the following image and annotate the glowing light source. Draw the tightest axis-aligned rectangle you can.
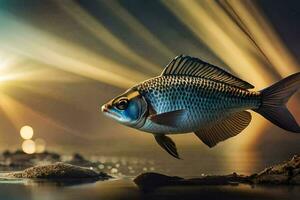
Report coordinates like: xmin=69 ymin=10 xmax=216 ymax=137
xmin=110 ymin=168 xmax=118 ymax=174
xmin=35 ymin=138 xmax=46 ymax=153
xmin=0 ymin=59 xmax=8 ymax=70
xmin=0 ymin=52 xmax=8 ymax=70
xmin=0 ymin=1 xmax=298 ymax=154
xmin=0 ymin=14 xmax=148 ymax=89
xmin=20 ymin=125 xmax=34 ymax=140
xmin=0 ymin=93 xmax=92 ymax=141
xmin=22 ymin=139 xmax=36 ymax=154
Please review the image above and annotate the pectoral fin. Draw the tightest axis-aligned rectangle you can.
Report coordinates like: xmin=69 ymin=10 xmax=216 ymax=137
xmin=194 ymin=111 xmax=251 ymax=147
xmin=149 ymin=109 xmax=187 ymax=127
xmin=154 ymin=135 xmax=180 ymax=159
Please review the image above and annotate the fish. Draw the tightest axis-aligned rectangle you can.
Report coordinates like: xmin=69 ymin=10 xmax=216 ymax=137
xmin=101 ymin=55 xmax=300 ymax=159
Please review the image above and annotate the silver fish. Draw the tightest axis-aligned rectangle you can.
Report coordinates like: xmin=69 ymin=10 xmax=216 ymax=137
xmin=101 ymin=55 xmax=300 ymax=159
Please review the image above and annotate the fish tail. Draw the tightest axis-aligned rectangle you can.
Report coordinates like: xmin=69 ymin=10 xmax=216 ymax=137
xmin=254 ymin=72 xmax=300 ymax=133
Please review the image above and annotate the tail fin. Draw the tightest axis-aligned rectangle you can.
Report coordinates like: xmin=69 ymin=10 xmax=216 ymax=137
xmin=254 ymin=72 xmax=300 ymax=133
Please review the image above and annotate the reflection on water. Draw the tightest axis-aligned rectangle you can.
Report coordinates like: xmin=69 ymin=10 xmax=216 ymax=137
xmin=81 ymin=149 xmax=296 ymax=178
xmin=88 ymin=155 xmax=156 ymax=177
xmin=1 ymin=149 xmax=294 ymax=177
xmin=60 ymin=152 xmax=261 ymax=178
xmin=0 ymin=177 xmax=101 ymax=187
xmin=0 ymin=150 xmax=299 ymax=200
xmin=0 ymin=179 xmax=299 ymax=200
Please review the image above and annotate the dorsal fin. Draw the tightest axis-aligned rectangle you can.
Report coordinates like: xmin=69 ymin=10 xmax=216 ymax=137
xmin=161 ymin=55 xmax=254 ymax=89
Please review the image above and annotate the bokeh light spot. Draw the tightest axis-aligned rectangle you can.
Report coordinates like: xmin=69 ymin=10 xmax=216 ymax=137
xmin=20 ymin=125 xmax=34 ymax=140
xmin=35 ymin=138 xmax=46 ymax=153
xmin=98 ymin=164 xmax=105 ymax=169
xmin=111 ymin=168 xmax=118 ymax=174
xmin=22 ymin=139 xmax=36 ymax=154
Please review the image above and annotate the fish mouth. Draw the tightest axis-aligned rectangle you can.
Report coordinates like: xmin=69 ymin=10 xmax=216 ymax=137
xmin=101 ymin=105 xmax=120 ymax=119
xmin=101 ymin=105 xmax=108 ymax=113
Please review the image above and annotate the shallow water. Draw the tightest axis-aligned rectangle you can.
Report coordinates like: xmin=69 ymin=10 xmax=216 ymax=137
xmin=0 ymin=149 xmax=299 ymax=200
xmin=0 ymin=178 xmax=299 ymax=200
xmin=69 ymin=149 xmax=298 ymax=178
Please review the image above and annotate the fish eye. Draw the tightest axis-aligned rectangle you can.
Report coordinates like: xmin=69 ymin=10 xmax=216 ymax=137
xmin=115 ymin=98 xmax=129 ymax=110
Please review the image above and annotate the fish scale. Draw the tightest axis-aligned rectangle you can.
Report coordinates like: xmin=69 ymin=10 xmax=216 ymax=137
xmin=137 ymin=75 xmax=260 ymax=134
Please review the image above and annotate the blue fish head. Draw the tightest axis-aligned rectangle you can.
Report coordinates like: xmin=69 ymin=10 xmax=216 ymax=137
xmin=101 ymin=89 xmax=148 ymax=127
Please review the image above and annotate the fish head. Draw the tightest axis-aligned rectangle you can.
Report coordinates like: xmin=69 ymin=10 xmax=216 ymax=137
xmin=101 ymin=88 xmax=148 ymax=127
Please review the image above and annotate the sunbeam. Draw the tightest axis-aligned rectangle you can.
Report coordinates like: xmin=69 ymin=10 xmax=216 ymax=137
xmin=102 ymin=0 xmax=175 ymax=59
xmin=57 ymin=0 xmax=162 ymax=74
xmin=162 ymin=0 xmax=300 ymax=147
xmin=222 ymin=0 xmax=299 ymax=76
xmin=0 ymin=1 xmax=298 ymax=180
xmin=0 ymin=14 xmax=149 ymax=88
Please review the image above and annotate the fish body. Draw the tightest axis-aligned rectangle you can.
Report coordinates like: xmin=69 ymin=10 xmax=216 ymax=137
xmin=101 ymin=55 xmax=300 ymax=159
xmin=137 ymin=75 xmax=260 ymax=134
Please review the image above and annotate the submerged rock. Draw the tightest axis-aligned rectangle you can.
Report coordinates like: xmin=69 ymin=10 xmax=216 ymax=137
xmin=134 ymin=172 xmax=183 ymax=191
xmin=6 ymin=162 xmax=111 ymax=180
xmin=134 ymin=155 xmax=300 ymax=191
xmin=134 ymin=172 xmax=249 ymax=192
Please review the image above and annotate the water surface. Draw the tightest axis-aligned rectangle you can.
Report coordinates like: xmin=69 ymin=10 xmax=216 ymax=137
xmin=0 ymin=178 xmax=299 ymax=200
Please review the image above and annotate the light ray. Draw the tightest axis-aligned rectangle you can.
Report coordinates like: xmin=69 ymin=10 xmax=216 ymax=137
xmin=163 ymin=0 xmax=272 ymax=88
xmin=0 ymin=67 xmax=81 ymax=83
xmin=162 ymin=0 xmax=297 ymax=148
xmin=0 ymin=51 xmax=21 ymax=71
xmin=103 ymin=0 xmax=175 ymax=59
xmin=224 ymin=0 xmax=299 ymax=77
xmin=0 ymin=1 xmax=298 ymax=155
xmin=0 ymin=14 xmax=148 ymax=88
xmin=57 ymin=0 xmax=161 ymax=74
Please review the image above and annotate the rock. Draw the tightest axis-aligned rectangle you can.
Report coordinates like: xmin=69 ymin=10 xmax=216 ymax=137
xmin=134 ymin=155 xmax=300 ymax=191
xmin=252 ymin=174 xmax=289 ymax=184
xmin=134 ymin=172 xmax=183 ymax=192
xmin=0 ymin=150 xmax=61 ymax=170
xmin=134 ymin=172 xmax=250 ymax=192
xmin=67 ymin=153 xmax=96 ymax=167
xmin=290 ymin=174 xmax=300 ymax=184
xmin=2 ymin=150 xmax=11 ymax=157
xmin=0 ymin=150 xmax=107 ymax=175
xmin=6 ymin=162 xmax=112 ymax=180
xmin=252 ymin=155 xmax=300 ymax=185
xmin=72 ymin=153 xmax=85 ymax=161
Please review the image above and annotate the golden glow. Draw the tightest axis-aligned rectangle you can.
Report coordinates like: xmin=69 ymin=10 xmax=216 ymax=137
xmin=57 ymin=1 xmax=162 ymax=74
xmin=224 ymin=1 xmax=299 ymax=77
xmin=0 ymin=52 xmax=18 ymax=71
xmin=0 ymin=14 xmax=148 ymax=89
xmin=0 ymin=93 xmax=92 ymax=141
xmin=35 ymin=138 xmax=46 ymax=153
xmin=0 ymin=60 xmax=7 ymax=70
xmin=0 ymin=1 xmax=298 ymax=154
xmin=162 ymin=0 xmax=299 ymax=148
xmin=0 ymin=67 xmax=83 ymax=83
xmin=22 ymin=139 xmax=36 ymax=154
xmin=163 ymin=0 xmax=272 ymax=87
xmin=20 ymin=125 xmax=34 ymax=140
